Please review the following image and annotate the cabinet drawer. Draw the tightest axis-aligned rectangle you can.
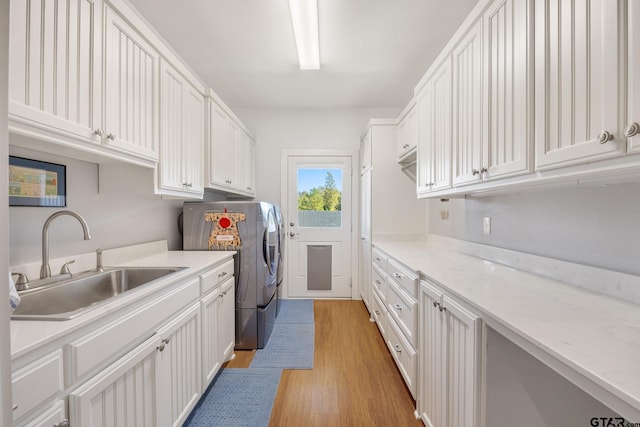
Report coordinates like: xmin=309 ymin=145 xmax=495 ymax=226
xmin=201 ymin=260 xmax=234 ymax=295
xmin=372 ymin=264 xmax=386 ymax=302
xmin=387 ymin=258 xmax=418 ymax=298
xmin=386 ymin=312 xmax=417 ymax=399
xmin=12 ymin=351 xmax=64 ymax=422
xmin=66 ymin=277 xmax=200 ymax=383
xmin=386 ymin=280 xmax=418 ymax=347
xmin=372 ymin=291 xmax=388 ymax=339
xmin=372 ymin=247 xmax=387 ymax=271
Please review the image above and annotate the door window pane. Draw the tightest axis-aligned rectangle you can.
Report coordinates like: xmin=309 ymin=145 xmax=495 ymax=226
xmin=297 ymin=168 xmax=342 ymax=227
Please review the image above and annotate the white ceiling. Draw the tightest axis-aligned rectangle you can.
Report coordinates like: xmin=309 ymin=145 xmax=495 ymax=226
xmin=129 ymin=0 xmax=480 ymax=109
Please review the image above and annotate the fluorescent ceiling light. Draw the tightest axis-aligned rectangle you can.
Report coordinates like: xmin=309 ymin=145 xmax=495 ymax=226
xmin=288 ymin=0 xmax=320 ymax=70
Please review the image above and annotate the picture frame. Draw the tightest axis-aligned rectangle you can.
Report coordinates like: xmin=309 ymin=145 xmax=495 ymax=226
xmin=8 ymin=156 xmax=67 ymax=207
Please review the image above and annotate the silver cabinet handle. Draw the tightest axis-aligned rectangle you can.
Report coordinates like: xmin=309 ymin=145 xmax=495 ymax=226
xmin=55 ymin=419 xmax=70 ymax=427
xmin=403 ymin=144 xmax=409 ymax=149
xmin=12 ymin=404 xmax=17 ymax=411
xmin=433 ymin=301 xmax=439 ymax=308
xmin=597 ymin=131 xmax=613 ymax=144
xmin=394 ymin=304 xmax=402 ymax=311
xmin=394 ymin=344 xmax=402 ymax=353
xmin=218 ymin=271 xmax=228 ymax=278
xmin=624 ymin=122 xmax=640 ymax=138
xmin=163 ymin=337 xmax=170 ymax=345
xmin=219 ymin=293 xmax=224 ymax=299
xmin=439 ymin=304 xmax=447 ymax=312
xmin=106 ymin=133 xmax=116 ymax=141
xmin=157 ymin=343 xmax=165 ymax=352
xmin=94 ymin=129 xmax=104 ymax=137
xmin=375 ymin=310 xmax=380 ymax=315
xmin=375 ymin=257 xmax=381 ymax=262
xmin=393 ymin=273 xmax=402 ymax=279
xmin=289 ymin=232 xmax=300 ymax=237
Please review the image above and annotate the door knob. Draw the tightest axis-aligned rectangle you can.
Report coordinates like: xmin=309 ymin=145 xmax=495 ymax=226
xmin=289 ymin=232 xmax=300 ymax=237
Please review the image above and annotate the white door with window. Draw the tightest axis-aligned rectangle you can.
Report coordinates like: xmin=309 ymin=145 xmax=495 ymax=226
xmin=284 ymin=154 xmax=353 ymax=298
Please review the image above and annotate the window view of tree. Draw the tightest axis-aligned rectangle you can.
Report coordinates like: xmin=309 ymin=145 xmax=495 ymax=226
xmin=298 ymin=172 xmax=342 ymax=211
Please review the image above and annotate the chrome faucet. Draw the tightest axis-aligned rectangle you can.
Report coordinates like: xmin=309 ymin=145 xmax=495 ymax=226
xmin=40 ymin=210 xmax=91 ymax=279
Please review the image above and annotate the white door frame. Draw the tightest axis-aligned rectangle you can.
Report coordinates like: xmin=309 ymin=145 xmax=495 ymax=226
xmin=280 ymin=149 xmax=359 ymax=300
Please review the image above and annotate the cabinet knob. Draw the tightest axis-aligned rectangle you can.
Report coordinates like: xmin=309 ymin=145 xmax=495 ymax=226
xmin=472 ymin=168 xmax=480 ymax=176
xmin=157 ymin=343 xmax=166 ymax=352
xmin=393 ymin=273 xmax=402 ymax=279
xmin=439 ymin=304 xmax=447 ymax=312
xmin=433 ymin=301 xmax=439 ymax=308
xmin=375 ymin=280 xmax=381 ymax=285
xmin=94 ymin=129 xmax=104 ymax=137
xmin=624 ymin=122 xmax=640 ymax=138
xmin=106 ymin=133 xmax=116 ymax=141
xmin=403 ymin=144 xmax=409 ymax=149
xmin=163 ymin=337 xmax=171 ymax=345
xmin=394 ymin=344 xmax=402 ymax=353
xmin=597 ymin=131 xmax=613 ymax=144
xmin=12 ymin=404 xmax=17 ymax=411
xmin=394 ymin=304 xmax=402 ymax=311
xmin=375 ymin=310 xmax=380 ymax=315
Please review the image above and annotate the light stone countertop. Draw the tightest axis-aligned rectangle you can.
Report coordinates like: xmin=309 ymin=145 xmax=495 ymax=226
xmin=373 ymin=238 xmax=640 ymax=421
xmin=10 ymin=245 xmax=234 ymax=359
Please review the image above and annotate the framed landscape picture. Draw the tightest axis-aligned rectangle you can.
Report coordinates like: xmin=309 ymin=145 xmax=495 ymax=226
xmin=8 ymin=156 xmax=66 ymax=207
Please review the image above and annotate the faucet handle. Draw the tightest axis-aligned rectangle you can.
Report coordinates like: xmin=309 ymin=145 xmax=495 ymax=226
xmin=11 ymin=272 xmax=29 ymax=291
xmin=96 ymin=249 xmax=104 ymax=272
xmin=60 ymin=260 xmax=75 ymax=276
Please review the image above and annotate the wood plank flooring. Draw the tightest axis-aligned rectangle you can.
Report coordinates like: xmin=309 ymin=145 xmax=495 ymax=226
xmin=224 ymin=300 xmax=422 ymax=426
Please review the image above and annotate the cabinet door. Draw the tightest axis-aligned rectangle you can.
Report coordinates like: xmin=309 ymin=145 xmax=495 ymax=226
xmin=183 ymin=83 xmax=205 ymax=195
xmin=360 ymin=129 xmax=372 ymax=174
xmin=201 ymin=287 xmax=222 ymax=389
xmin=218 ymin=277 xmax=236 ymax=363
xmin=417 ymin=82 xmax=434 ymax=195
xmin=209 ymin=101 xmax=230 ymax=187
xmin=452 ymin=20 xmax=484 ymax=186
xmin=236 ymin=131 xmax=255 ymax=194
xmin=397 ymin=115 xmax=408 ymax=159
xmin=419 ymin=283 xmax=447 ymax=427
xmin=69 ymin=334 xmax=161 ymax=427
xmin=225 ymin=119 xmax=240 ymax=188
xmin=484 ymin=0 xmax=532 ymax=179
xmin=431 ymin=58 xmax=453 ymax=192
xmin=535 ymin=0 xmax=625 ymax=169
xmin=407 ymin=104 xmax=419 ymax=154
xmin=157 ymin=303 xmax=201 ymax=427
xmin=9 ymin=0 xmax=102 ymax=143
xmin=360 ymin=170 xmax=372 ymax=240
xmin=159 ymin=61 xmax=185 ymax=192
xmin=628 ymin=1 xmax=640 ymax=154
xmin=245 ymin=135 xmax=257 ymax=195
xmin=443 ymin=295 xmax=482 ymax=427
xmin=104 ymin=6 xmax=159 ymax=162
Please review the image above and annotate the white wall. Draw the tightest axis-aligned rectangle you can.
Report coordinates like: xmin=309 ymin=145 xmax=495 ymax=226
xmin=8 ymin=145 xmax=186 ymax=267
xmin=233 ymin=107 xmax=401 ymax=205
xmin=429 ymin=183 xmax=640 ymax=276
xmin=0 ymin=0 xmax=13 ymax=424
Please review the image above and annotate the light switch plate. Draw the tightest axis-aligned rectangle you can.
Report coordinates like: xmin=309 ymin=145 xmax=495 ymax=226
xmin=483 ymin=217 xmax=491 ymax=235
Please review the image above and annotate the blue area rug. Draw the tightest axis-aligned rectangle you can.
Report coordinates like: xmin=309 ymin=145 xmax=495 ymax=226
xmin=184 ymin=368 xmax=282 ymax=427
xmin=250 ymin=322 xmax=315 ymax=369
xmin=276 ymin=298 xmax=314 ymax=324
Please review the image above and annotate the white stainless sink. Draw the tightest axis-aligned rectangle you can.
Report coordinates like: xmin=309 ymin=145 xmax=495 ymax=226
xmin=12 ymin=267 xmax=185 ymax=320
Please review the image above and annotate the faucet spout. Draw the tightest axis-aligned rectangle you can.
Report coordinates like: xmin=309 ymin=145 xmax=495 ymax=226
xmin=40 ymin=210 xmax=91 ymax=279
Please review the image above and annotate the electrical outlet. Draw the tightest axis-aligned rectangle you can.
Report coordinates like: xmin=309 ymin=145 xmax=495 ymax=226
xmin=483 ymin=217 xmax=491 ymax=235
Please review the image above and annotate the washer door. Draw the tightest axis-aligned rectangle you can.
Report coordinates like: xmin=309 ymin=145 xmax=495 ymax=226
xmin=263 ymin=208 xmax=279 ymax=279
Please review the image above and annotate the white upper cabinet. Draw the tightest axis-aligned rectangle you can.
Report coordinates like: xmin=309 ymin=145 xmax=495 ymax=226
xmin=628 ymin=1 xmax=640 ymax=154
xmin=206 ymin=95 xmax=256 ymax=197
xmin=103 ymin=5 xmax=159 ymax=162
xmin=397 ymin=100 xmax=418 ymax=161
xmin=360 ymin=129 xmax=373 ymax=174
xmin=9 ymin=0 xmax=160 ymax=166
xmin=158 ymin=60 xmax=204 ymax=198
xmin=483 ymin=0 xmax=532 ymax=179
xmin=535 ymin=0 xmax=625 ymax=169
xmin=453 ymin=0 xmax=532 ymax=187
xmin=452 ymin=20 xmax=484 ymax=186
xmin=9 ymin=0 xmax=102 ymax=145
xmin=417 ymin=57 xmax=453 ymax=197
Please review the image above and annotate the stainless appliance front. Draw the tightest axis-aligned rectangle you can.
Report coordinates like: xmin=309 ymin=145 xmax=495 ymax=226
xmin=182 ymin=201 xmax=279 ymax=349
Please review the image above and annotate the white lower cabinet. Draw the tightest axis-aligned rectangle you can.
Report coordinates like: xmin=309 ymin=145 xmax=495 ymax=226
xmin=69 ymin=333 xmax=162 ymax=427
xmin=157 ymin=302 xmax=202 ymax=427
xmin=201 ymin=276 xmax=235 ymax=390
xmin=419 ymin=280 xmax=484 ymax=427
xmin=386 ymin=312 xmax=417 ymax=397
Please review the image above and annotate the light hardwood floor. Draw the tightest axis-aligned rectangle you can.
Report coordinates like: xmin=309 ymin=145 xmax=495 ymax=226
xmin=224 ymin=300 xmax=422 ymax=426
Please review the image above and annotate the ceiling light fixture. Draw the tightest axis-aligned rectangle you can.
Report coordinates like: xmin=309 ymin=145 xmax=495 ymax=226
xmin=288 ymin=0 xmax=320 ymax=70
